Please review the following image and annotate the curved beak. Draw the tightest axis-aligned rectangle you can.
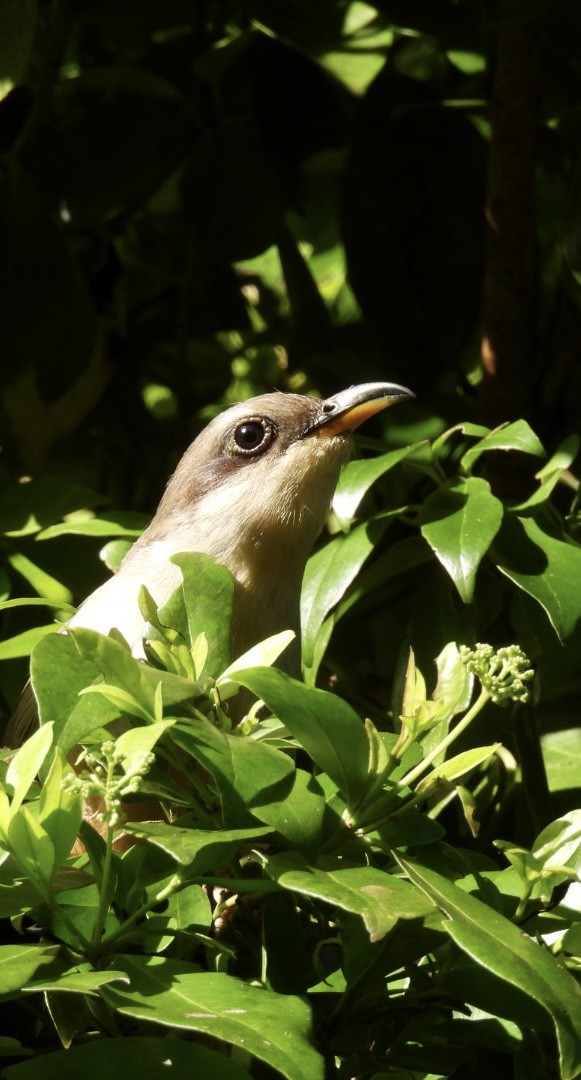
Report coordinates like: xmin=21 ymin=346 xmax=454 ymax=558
xmin=303 ymin=381 xmax=415 ymax=438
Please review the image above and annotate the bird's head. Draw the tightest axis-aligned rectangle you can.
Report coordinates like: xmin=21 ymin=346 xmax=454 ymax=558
xmin=147 ymin=382 xmax=414 ymax=572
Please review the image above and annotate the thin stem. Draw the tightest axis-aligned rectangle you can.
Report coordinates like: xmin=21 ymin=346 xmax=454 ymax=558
xmin=89 ymin=759 xmax=117 ymax=957
xmin=98 ymin=874 xmax=181 ymax=955
xmin=397 ymin=689 xmax=492 ymax=790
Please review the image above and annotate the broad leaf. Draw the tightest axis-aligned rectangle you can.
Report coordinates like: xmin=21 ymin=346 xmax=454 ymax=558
xmin=30 ymin=632 xmax=118 ymax=749
xmin=493 ymin=516 xmax=581 ymax=641
xmin=301 ymin=517 xmax=391 ymax=670
xmin=0 ymin=944 xmax=64 ymax=1000
xmin=229 ymin=668 xmax=371 ymax=806
xmin=37 ymin=750 xmax=83 ymax=870
xmin=158 ymin=553 xmax=234 ymax=678
xmin=101 ymin=958 xmax=324 ymax=1080
xmin=5 ymin=723 xmax=54 ymax=813
xmin=24 ymin=966 xmax=128 ymax=995
xmin=7 ymin=809 xmax=55 ymax=896
xmin=1 ymin=1038 xmax=251 ymax=1080
xmin=460 ymin=420 xmax=545 ymax=473
xmin=541 ymin=729 xmax=581 ymax=793
xmin=0 ymin=624 xmax=59 ymax=659
xmin=70 ymin=627 xmax=203 ymax=715
xmin=250 ymin=768 xmax=326 ymax=853
xmin=171 ymin=717 xmax=294 ymax=827
xmin=398 ymin=855 xmax=581 ymax=1080
xmin=267 ymin=851 xmax=436 ymax=942
xmin=415 ymin=744 xmax=501 ymax=793
xmin=123 ymin=823 xmax=273 ymax=877
xmin=432 ymin=421 xmax=490 ymax=454
xmin=419 ymin=477 xmax=503 ymax=601
xmin=332 ymin=443 xmax=422 ymax=524
xmin=217 ymin=630 xmax=295 ymax=698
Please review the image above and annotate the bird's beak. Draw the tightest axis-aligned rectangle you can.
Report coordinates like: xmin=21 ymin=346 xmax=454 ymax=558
xmin=303 ymin=381 xmax=415 ymax=438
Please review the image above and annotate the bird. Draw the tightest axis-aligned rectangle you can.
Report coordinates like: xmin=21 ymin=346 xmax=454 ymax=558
xmin=4 ymin=382 xmax=413 ymax=747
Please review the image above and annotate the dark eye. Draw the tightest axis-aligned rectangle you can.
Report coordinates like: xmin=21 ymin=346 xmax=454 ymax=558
xmin=229 ymin=417 xmax=275 ymax=456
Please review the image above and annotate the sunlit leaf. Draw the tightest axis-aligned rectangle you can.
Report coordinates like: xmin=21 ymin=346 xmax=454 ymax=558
xmin=398 ymin=855 xmax=581 ymax=1080
xmin=332 ymin=443 xmax=422 ymax=525
xmin=229 ymin=668 xmax=370 ymax=805
xmin=420 ymin=477 xmax=503 ymax=602
xmin=101 ymin=958 xmax=324 ymax=1080
xmin=267 ymin=851 xmax=436 ymax=942
xmin=460 ymin=420 xmax=545 ymax=473
xmin=5 ymin=723 xmax=54 ymax=813
xmin=301 ymin=517 xmax=391 ymax=669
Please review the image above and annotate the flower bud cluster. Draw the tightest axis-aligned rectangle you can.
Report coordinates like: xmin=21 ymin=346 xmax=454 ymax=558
xmin=459 ymin=643 xmax=534 ymax=705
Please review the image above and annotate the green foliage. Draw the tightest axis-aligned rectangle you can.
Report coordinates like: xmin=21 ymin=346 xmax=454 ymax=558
xmin=2 ymin=0 xmax=581 ymax=1075
xmin=1 ymin=539 xmax=581 ymax=1078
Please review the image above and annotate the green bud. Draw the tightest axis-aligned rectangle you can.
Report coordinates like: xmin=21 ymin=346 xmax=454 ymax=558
xmin=459 ymin=643 xmax=533 ymax=705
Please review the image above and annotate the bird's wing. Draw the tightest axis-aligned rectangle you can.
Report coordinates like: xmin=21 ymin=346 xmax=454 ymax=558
xmin=3 ymin=679 xmax=39 ymax=748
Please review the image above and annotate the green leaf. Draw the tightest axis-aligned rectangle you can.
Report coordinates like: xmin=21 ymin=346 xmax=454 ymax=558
xmin=79 ymin=684 xmax=155 ymax=723
xmin=30 ymin=633 xmax=118 ymax=749
xmin=229 ymin=668 xmax=371 ymax=806
xmin=419 ymin=477 xmax=504 ymax=602
xmin=100 ymin=538 xmax=134 ymax=572
xmin=416 ymin=744 xmax=501 ymax=792
xmin=533 ymin=812 xmax=581 ymax=876
xmin=7 ymin=808 xmax=55 ymax=895
xmin=266 ymin=851 xmax=436 ymax=942
xmin=338 ymin=912 xmax=444 ymax=1019
xmin=263 ymin=890 xmax=311 ymax=994
xmin=0 ymin=944 xmax=63 ymax=1001
xmin=0 ymin=476 xmax=103 ymax=537
xmin=114 ymin=720 xmax=175 ymax=769
xmin=101 ymin=958 xmax=324 ymax=1080
xmin=0 ymin=623 xmax=58 ymax=659
xmin=7 ymin=551 xmax=73 ymax=604
xmin=421 ymin=642 xmax=474 ymax=761
xmin=0 ymin=858 xmax=91 ymax=919
xmin=24 ymin=965 xmax=128 ymax=995
xmin=70 ymin=627 xmax=202 ymax=719
xmin=332 ymin=443 xmax=422 ymax=524
xmin=37 ymin=511 xmax=146 ymax=540
xmin=122 ymin=823 xmax=273 ymax=877
xmin=301 ymin=517 xmax=391 ymax=671
xmin=1 ymin=1037 xmax=251 ymax=1080
xmin=217 ymin=630 xmax=295 ymax=698
xmin=541 ymin=729 xmax=581 ymax=793
xmin=171 ymin=717 xmax=294 ymax=827
xmin=397 ymin=855 xmax=581 ymax=1080
xmin=37 ymin=750 xmax=83 ymax=869
xmin=433 ymin=642 xmax=473 ymax=721
xmin=510 ymin=434 xmax=580 ymax=511
xmin=5 ymin=723 xmax=54 ymax=813
xmin=493 ymin=516 xmax=581 ymax=641
xmin=460 ymin=420 xmax=545 ymax=473
xmin=158 ymin=554 xmax=234 ymax=678
xmin=0 ymin=597 xmax=75 ymax=613
xmin=432 ymin=421 xmax=490 ymax=455
xmin=250 ymin=768 xmax=326 ymax=853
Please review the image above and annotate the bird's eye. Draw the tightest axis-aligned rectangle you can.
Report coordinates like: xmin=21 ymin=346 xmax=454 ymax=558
xmin=229 ymin=417 xmax=275 ymax=456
